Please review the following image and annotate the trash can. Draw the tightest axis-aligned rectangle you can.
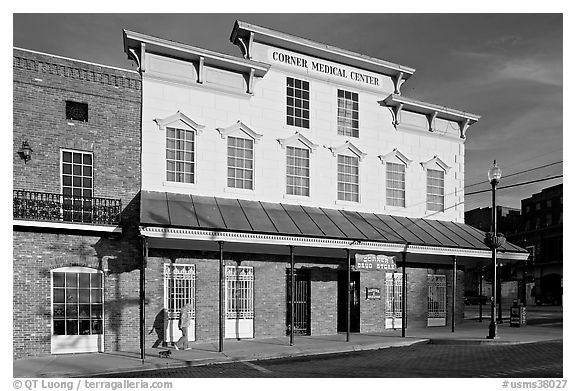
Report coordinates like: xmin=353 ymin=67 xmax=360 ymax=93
xmin=510 ymin=300 xmax=527 ymax=327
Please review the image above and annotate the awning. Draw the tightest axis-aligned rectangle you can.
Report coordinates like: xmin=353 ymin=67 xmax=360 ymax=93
xmin=139 ymin=191 xmax=528 ymax=261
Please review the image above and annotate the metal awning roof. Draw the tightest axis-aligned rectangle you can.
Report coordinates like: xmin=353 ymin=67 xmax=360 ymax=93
xmin=140 ymin=191 xmax=528 ymax=260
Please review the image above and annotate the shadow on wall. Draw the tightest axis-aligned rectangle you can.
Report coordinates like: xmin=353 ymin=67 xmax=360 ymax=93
xmin=150 ymin=309 xmax=166 ymax=348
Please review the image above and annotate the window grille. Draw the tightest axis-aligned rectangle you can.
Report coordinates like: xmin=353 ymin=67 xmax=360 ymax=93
xmin=386 ymin=162 xmax=406 ymax=207
xmin=65 ymin=101 xmax=88 ymax=122
xmin=286 ymin=77 xmax=310 ymax=128
xmin=163 ymin=264 xmax=195 ymax=320
xmin=427 ymin=275 xmax=446 ymax=319
xmin=337 ymin=154 xmax=359 ymax=202
xmin=426 ymin=169 xmax=445 ymax=212
xmin=52 ymin=270 xmax=103 ymax=336
xmin=337 ymin=89 xmax=359 ymax=137
xmin=385 ymin=273 xmax=403 ymax=319
xmin=286 ymin=146 xmax=310 ymax=196
xmin=225 ymin=266 xmax=254 ymax=320
xmin=166 ymin=127 xmax=195 ymax=183
xmin=227 ymin=136 xmax=254 ymax=189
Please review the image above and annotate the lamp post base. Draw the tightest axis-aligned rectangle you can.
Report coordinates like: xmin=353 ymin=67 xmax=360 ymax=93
xmin=486 ymin=321 xmax=498 ymax=339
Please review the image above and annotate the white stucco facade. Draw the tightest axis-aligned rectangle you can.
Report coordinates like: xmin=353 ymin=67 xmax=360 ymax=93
xmin=128 ymin=22 xmax=479 ymax=223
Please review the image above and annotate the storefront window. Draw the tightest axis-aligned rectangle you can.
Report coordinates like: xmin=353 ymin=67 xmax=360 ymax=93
xmin=52 ymin=269 xmax=103 ymax=336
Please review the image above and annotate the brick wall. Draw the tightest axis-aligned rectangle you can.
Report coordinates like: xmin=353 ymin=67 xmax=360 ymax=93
xmin=142 ymin=250 xmax=466 ymax=347
xmin=13 ymin=48 xmax=142 ymax=359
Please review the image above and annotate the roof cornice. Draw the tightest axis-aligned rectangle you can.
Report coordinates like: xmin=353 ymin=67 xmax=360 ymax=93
xmin=230 ymin=20 xmax=415 ymax=82
xmin=123 ymin=29 xmax=270 ymax=78
xmin=379 ymin=94 xmax=481 ymax=139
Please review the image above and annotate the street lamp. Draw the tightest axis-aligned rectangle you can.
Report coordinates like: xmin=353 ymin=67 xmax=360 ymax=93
xmin=486 ymin=160 xmax=505 ymax=339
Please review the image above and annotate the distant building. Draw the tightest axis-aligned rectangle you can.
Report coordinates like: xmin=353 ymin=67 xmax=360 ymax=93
xmin=508 ymin=184 xmax=563 ymax=305
xmin=465 ymin=184 xmax=562 ymax=305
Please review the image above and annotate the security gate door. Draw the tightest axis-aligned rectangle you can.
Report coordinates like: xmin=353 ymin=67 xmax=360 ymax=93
xmin=286 ymin=269 xmax=311 ymax=335
xmin=225 ymin=266 xmax=254 ymax=339
xmin=385 ymin=272 xmax=403 ymax=329
xmin=427 ymin=275 xmax=447 ymax=326
xmin=164 ymin=264 xmax=195 ymax=343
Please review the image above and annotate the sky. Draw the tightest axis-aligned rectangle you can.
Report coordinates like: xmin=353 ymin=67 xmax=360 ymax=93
xmin=12 ymin=13 xmax=564 ymax=211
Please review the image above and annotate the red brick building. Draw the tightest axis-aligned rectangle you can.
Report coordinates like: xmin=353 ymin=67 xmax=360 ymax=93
xmin=13 ymin=48 xmax=141 ymax=359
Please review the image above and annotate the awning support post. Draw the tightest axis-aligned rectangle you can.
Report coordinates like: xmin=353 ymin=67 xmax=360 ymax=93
xmin=140 ymin=237 xmax=148 ymax=363
xmin=218 ymin=241 xmax=224 ymax=353
xmin=289 ymin=245 xmax=295 ymax=347
xmin=346 ymin=248 xmax=351 ymax=343
xmin=452 ymin=255 xmax=457 ymax=333
xmin=402 ymin=251 xmax=407 ymax=338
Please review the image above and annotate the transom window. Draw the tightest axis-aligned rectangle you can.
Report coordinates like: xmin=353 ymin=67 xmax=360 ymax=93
xmin=52 ymin=269 xmax=103 ymax=336
xmin=426 ymin=169 xmax=445 ymax=212
xmin=337 ymin=89 xmax=359 ymax=137
xmin=166 ymin=127 xmax=195 ymax=183
xmin=286 ymin=77 xmax=310 ymax=128
xmin=386 ymin=162 xmax=406 ymax=207
xmin=227 ymin=136 xmax=254 ymax=189
xmin=286 ymin=146 xmax=310 ymax=196
xmin=337 ymin=154 xmax=359 ymax=202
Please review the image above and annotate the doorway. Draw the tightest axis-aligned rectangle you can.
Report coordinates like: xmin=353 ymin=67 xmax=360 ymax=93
xmin=286 ymin=269 xmax=311 ymax=335
xmin=337 ymin=271 xmax=360 ymax=332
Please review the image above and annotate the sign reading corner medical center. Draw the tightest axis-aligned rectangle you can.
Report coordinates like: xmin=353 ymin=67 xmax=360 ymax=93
xmin=266 ymin=48 xmax=387 ymax=91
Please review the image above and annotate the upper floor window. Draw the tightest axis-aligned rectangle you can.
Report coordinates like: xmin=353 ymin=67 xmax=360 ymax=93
xmin=525 ymin=205 xmax=531 ymax=213
xmin=286 ymin=77 xmax=309 ymax=129
xmin=227 ymin=136 xmax=254 ymax=190
xmin=166 ymin=127 xmax=195 ymax=183
xmin=546 ymin=200 xmax=553 ymax=208
xmin=337 ymin=154 xmax=359 ymax=202
xmin=535 ymin=202 xmax=541 ymax=211
xmin=286 ymin=146 xmax=310 ymax=196
xmin=337 ymin=89 xmax=359 ymax=137
xmin=66 ymin=101 xmax=88 ymax=122
xmin=386 ymin=162 xmax=405 ymax=207
xmin=62 ymin=150 xmax=93 ymax=198
xmin=426 ymin=169 xmax=444 ymax=212
xmin=545 ymin=213 xmax=553 ymax=227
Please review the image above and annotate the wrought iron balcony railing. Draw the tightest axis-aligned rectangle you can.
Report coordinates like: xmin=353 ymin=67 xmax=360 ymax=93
xmin=13 ymin=190 xmax=121 ymax=226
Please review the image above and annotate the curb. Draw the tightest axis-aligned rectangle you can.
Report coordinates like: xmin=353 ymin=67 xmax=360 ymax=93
xmin=429 ymin=337 xmax=563 ymax=346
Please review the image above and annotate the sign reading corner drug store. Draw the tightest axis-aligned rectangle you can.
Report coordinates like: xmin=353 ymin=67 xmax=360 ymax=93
xmin=267 ymin=48 xmax=387 ymax=91
xmin=354 ymin=254 xmax=397 ymax=271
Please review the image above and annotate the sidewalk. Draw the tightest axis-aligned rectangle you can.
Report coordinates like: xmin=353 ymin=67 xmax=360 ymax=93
xmin=13 ymin=320 xmax=562 ymax=378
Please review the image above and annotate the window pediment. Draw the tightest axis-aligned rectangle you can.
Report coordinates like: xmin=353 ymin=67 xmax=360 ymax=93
xmin=278 ymin=132 xmax=318 ymax=152
xmin=329 ymin=141 xmax=367 ymax=161
xmin=421 ymin=155 xmax=451 ymax=173
xmin=154 ymin=111 xmax=205 ymax=133
xmin=217 ymin=120 xmax=263 ymax=143
xmin=378 ymin=148 xmax=412 ymax=167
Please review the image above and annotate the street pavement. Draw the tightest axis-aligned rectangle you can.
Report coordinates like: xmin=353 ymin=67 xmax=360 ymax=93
xmin=14 ymin=306 xmax=563 ymax=378
xmin=96 ymin=340 xmax=563 ymax=378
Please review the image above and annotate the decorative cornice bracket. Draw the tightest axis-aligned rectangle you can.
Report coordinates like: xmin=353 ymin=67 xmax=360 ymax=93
xmin=393 ymin=71 xmax=404 ymax=95
xmin=426 ymin=111 xmax=438 ymax=132
xmin=459 ymin=118 xmax=470 ymax=140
